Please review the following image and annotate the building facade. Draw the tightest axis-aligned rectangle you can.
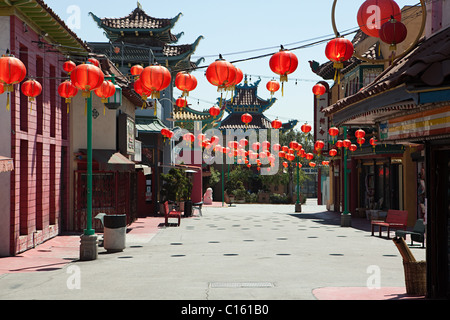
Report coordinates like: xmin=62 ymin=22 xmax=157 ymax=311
xmin=318 ymin=1 xmax=450 ymax=299
xmin=0 ymin=0 xmax=88 ymax=256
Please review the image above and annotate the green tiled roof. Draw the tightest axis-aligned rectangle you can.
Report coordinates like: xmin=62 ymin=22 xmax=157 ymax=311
xmin=135 ymin=116 xmax=168 ymax=133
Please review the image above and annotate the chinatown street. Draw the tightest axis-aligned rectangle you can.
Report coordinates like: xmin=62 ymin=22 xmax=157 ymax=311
xmin=0 ymin=200 xmax=425 ymax=301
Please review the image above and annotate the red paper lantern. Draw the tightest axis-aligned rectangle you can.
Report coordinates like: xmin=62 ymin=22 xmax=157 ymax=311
xmin=140 ymin=63 xmax=172 ymax=99
xmin=209 ymin=106 xmax=221 ymax=117
xmin=175 ymin=97 xmax=188 ymax=108
xmin=228 ymin=140 xmax=239 ymax=150
xmin=329 ymin=149 xmax=338 ymax=157
xmin=94 ymin=80 xmax=116 ymax=103
xmin=355 ymin=129 xmax=366 ymax=139
xmin=309 ymin=162 xmax=316 ymax=168
xmin=71 ymin=63 xmax=105 ymax=97
xmin=286 ymin=154 xmax=295 ymax=161
xmin=134 ymin=78 xmax=151 ymax=98
xmin=357 ymin=0 xmax=401 ymax=38
xmin=210 ymin=136 xmax=220 ymax=145
xmin=241 ymin=113 xmax=253 ymax=126
xmin=58 ymin=80 xmax=78 ymax=113
xmin=314 ymin=140 xmax=325 ymax=151
xmin=130 ymin=65 xmax=144 ymax=79
xmin=175 ymin=71 xmax=198 ymax=97
xmin=0 ymin=55 xmax=26 ymax=110
xmin=21 ymin=79 xmax=42 ymax=100
xmin=21 ymin=79 xmax=42 ymax=110
xmin=349 ymin=144 xmax=358 ymax=152
xmin=379 ymin=17 xmax=407 ymax=51
xmin=322 ymin=161 xmax=330 ymax=166
xmin=239 ymin=138 xmax=249 ymax=148
xmin=271 ymin=119 xmax=283 ymax=130
xmin=312 ymin=83 xmax=326 ymax=96
xmin=252 ymin=142 xmax=260 ymax=151
xmin=357 ymin=137 xmax=366 ymax=147
xmin=269 ymin=46 xmax=298 ymax=90
xmin=183 ymin=132 xmax=195 ymax=144
xmin=0 ymin=55 xmax=27 ymax=87
xmin=301 ymin=123 xmax=312 ymax=134
xmin=266 ymin=80 xmax=281 ymax=96
xmin=289 ymin=141 xmax=299 ymax=150
xmin=161 ymin=128 xmax=170 ymax=137
xmin=325 ymin=37 xmax=354 ymax=73
xmin=329 ymin=126 xmax=339 ymax=137
xmin=306 ymin=153 xmax=314 ymax=161
xmin=88 ymin=57 xmax=100 ymax=67
xmin=166 ymin=130 xmax=174 ymax=139
xmin=205 ymin=55 xmax=237 ymax=92
xmin=226 ymin=67 xmax=243 ymax=92
xmin=370 ymin=137 xmax=377 ymax=146
xmin=343 ymin=139 xmax=352 ymax=148
xmin=63 ymin=60 xmax=76 ymax=74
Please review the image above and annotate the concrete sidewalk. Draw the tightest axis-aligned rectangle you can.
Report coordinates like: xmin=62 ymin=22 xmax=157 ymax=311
xmin=0 ymin=200 xmax=427 ymax=300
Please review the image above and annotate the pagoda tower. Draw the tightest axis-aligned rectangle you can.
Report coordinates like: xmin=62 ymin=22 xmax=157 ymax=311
xmin=218 ymin=77 xmax=298 ymax=132
xmin=88 ymin=4 xmax=204 ymax=127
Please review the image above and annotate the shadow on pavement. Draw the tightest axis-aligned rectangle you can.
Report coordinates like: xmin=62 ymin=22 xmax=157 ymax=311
xmin=289 ymin=210 xmax=373 ymax=233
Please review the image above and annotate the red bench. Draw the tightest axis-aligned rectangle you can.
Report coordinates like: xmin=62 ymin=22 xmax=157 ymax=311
xmin=371 ymin=209 xmax=408 ymax=238
xmin=164 ymin=201 xmax=181 ymax=227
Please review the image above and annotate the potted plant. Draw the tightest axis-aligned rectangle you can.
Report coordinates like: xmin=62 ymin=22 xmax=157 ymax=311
xmin=161 ymin=168 xmax=191 ymax=214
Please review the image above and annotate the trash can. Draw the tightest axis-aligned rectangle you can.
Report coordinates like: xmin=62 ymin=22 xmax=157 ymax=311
xmin=103 ymin=214 xmax=127 ymax=253
xmin=184 ymin=200 xmax=193 ymax=217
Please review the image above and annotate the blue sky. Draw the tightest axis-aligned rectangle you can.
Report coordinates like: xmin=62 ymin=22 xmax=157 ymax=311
xmin=45 ymin=0 xmax=418 ymax=125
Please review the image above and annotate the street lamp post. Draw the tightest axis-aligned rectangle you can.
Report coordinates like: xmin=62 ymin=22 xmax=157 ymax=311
xmin=341 ymin=126 xmax=351 ymax=227
xmin=80 ymin=93 xmax=98 ymax=260
xmin=295 ymin=155 xmax=301 ymax=212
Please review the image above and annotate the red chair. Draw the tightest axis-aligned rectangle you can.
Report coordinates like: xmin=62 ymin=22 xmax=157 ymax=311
xmin=164 ymin=201 xmax=181 ymax=227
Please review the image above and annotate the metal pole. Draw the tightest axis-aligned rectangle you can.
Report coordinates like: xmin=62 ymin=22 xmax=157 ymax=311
xmin=295 ymin=156 xmax=302 ymax=212
xmin=80 ymin=93 xmax=97 ymax=261
xmin=296 ymin=157 xmax=300 ymax=204
xmin=341 ymin=125 xmax=351 ymax=226
xmin=85 ymin=93 xmax=95 ymax=236
xmin=343 ymin=126 xmax=349 ymax=215
xmin=222 ymin=163 xmax=225 ymax=207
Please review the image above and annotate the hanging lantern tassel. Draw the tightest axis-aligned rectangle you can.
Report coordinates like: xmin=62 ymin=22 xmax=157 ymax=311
xmin=29 ymin=97 xmax=34 ymax=112
xmin=66 ymin=98 xmax=71 ymax=114
xmin=280 ymin=75 xmax=288 ymax=97
xmin=6 ymin=91 xmax=10 ymax=111
xmin=333 ymin=62 xmax=343 ymax=84
xmin=5 ymin=84 xmax=13 ymax=111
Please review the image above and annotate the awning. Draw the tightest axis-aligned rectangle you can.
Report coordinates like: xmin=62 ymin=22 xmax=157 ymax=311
xmin=135 ymin=164 xmax=152 ymax=175
xmin=0 ymin=156 xmax=14 ymax=173
xmin=79 ymin=149 xmax=135 ymax=172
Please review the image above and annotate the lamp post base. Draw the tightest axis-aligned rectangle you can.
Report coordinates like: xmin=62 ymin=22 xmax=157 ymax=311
xmin=295 ymin=203 xmax=302 ymax=212
xmin=80 ymin=234 xmax=98 ymax=261
xmin=341 ymin=214 xmax=352 ymax=227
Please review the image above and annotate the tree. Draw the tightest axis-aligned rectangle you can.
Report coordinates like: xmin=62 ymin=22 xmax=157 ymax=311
xmin=160 ymin=168 xmax=192 ymax=202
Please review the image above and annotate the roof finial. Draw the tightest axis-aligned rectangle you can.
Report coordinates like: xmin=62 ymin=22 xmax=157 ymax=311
xmin=137 ymin=1 xmax=142 ymax=9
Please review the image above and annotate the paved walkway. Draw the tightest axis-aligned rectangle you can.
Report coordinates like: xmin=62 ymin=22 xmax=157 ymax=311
xmin=0 ymin=200 xmax=426 ymax=300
